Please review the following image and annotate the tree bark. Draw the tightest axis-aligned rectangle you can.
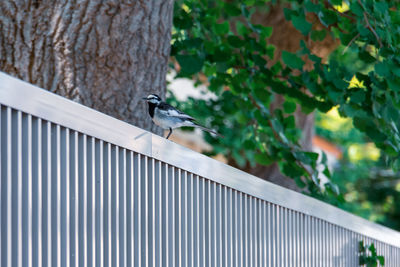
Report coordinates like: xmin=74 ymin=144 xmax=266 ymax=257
xmin=0 ymin=0 xmax=174 ymax=135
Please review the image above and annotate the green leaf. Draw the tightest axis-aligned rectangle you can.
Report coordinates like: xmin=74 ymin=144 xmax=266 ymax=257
xmin=375 ymin=62 xmax=390 ymax=77
xmin=260 ymin=26 xmax=273 ymax=39
xmin=176 ymin=54 xmax=204 ymax=75
xmin=254 ymin=153 xmax=274 ymax=165
xmin=377 ymin=255 xmax=385 ymax=265
xmin=359 ymin=50 xmax=376 ymax=63
xmin=281 ymin=162 xmax=306 ymax=178
xmin=214 ymin=22 xmax=230 ymax=35
xmin=366 ymin=126 xmax=387 ymax=142
xmin=291 ymin=15 xmax=312 ymax=36
xmin=318 ymin=10 xmax=338 ymax=27
xmin=294 ymin=176 xmax=307 ymax=188
xmin=282 ymin=51 xmax=304 ymax=70
xmin=283 ymin=100 xmax=297 ymax=113
xmin=305 ymin=1 xmax=321 ymax=13
xmin=330 ymin=0 xmax=342 ymax=5
xmin=294 ymin=151 xmax=319 ymax=167
xmin=311 ymin=30 xmax=327 ymax=41
xmin=224 ymin=3 xmax=241 ymax=16
xmin=350 ymin=90 xmax=366 ymax=103
xmin=235 ymin=111 xmax=248 ymax=124
xmin=253 ymin=87 xmax=270 ymax=103
xmin=254 ymin=110 xmax=269 ymax=127
xmin=266 ymin=45 xmax=275 ymax=59
xmin=387 ymin=78 xmax=400 ymax=92
xmin=369 ymin=243 xmax=376 ymax=255
xmin=359 ymin=241 xmax=365 ymax=253
xmin=236 ymin=21 xmax=248 ymax=36
xmin=284 ymin=115 xmax=296 ymax=128
xmin=350 ymin=1 xmax=364 ymax=16
xmin=227 ymin=35 xmax=245 ymax=48
xmin=374 ymin=2 xmax=388 ymax=15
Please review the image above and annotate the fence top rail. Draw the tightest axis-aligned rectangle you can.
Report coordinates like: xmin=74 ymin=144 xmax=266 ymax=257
xmin=1 ymin=71 xmax=400 ymax=247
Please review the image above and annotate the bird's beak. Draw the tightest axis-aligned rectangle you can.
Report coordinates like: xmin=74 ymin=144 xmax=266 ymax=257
xmin=142 ymin=97 xmax=147 ymax=100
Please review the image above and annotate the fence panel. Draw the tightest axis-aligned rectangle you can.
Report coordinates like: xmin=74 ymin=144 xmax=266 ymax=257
xmin=1 ymin=72 xmax=400 ymax=266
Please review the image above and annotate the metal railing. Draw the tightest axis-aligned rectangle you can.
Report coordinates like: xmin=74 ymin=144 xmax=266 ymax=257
xmin=1 ymin=71 xmax=400 ymax=267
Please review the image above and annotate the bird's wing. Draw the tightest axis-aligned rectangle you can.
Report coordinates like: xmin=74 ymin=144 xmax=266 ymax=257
xmin=158 ymin=102 xmax=195 ymax=120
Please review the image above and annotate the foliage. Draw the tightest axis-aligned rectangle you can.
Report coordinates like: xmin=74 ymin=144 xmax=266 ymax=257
xmin=170 ymin=0 xmax=400 ymax=197
xmin=315 ymin=108 xmax=400 ymax=230
xmin=358 ymin=241 xmax=385 ymax=267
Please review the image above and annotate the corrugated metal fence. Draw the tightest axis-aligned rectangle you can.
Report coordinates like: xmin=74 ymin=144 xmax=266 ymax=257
xmin=1 ymin=72 xmax=400 ymax=266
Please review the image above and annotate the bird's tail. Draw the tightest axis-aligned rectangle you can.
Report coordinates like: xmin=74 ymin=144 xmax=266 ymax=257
xmin=193 ymin=123 xmax=224 ymax=138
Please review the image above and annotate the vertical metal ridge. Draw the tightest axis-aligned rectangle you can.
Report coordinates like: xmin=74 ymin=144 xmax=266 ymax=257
xmin=144 ymin=155 xmax=148 ymax=267
xmin=73 ymin=131 xmax=79 ymax=267
xmin=263 ymin=202 xmax=267 ymax=267
xmin=205 ymin=179 xmax=210 ymax=267
xmin=129 ymin=151 xmax=134 ymax=267
xmin=217 ymin=184 xmax=222 ymax=267
xmin=224 ymin=186 xmax=229 ymax=267
xmin=100 ymin=141 xmax=104 ymax=267
xmin=187 ymin=174 xmax=193 ymax=267
xmin=290 ymin=209 xmax=294 ymax=267
xmin=285 ymin=208 xmax=288 ymax=267
xmin=239 ymin=191 xmax=243 ymax=267
xmin=212 ymin=181 xmax=217 ymax=267
xmin=233 ymin=189 xmax=238 ymax=267
xmin=27 ymin=114 xmax=33 ymax=267
xmin=156 ymin=160 xmax=161 ymax=267
xmin=199 ymin=176 xmax=204 ymax=267
xmin=0 ymin=105 xmax=2 ymax=267
xmin=123 ymin=149 xmax=128 ymax=266
xmin=171 ymin=166 xmax=175 ymax=267
xmin=272 ymin=204 xmax=276 ymax=267
xmin=115 ymin=146 xmax=120 ymax=267
xmin=151 ymin=158 xmax=156 ymax=267
xmin=189 ymin=173 xmax=194 ymax=267
xmin=120 ymin=148 xmax=126 ymax=267
xmin=107 ymin=143 xmax=112 ymax=267
xmin=65 ymin=128 xmax=70 ymax=267
xmin=268 ymin=202 xmax=272 ymax=267
xmin=182 ymin=170 xmax=187 ymax=267
xmin=56 ymin=125 xmax=61 ymax=267
xmin=45 ymin=121 xmax=52 ymax=267
xmin=37 ymin=118 xmax=43 ymax=267
xmin=150 ymin=158 xmax=155 ymax=267
xmin=135 ymin=153 xmax=141 ymax=267
xmin=6 ymin=107 xmax=11 ymax=267
xmin=91 ymin=137 xmax=96 ymax=267
xmin=161 ymin=162 xmax=167 ymax=267
xmin=17 ymin=111 xmax=22 ymax=267
xmin=194 ymin=175 xmax=199 ymax=267
xmin=228 ymin=188 xmax=233 ymax=267
xmin=176 ymin=168 xmax=182 ymax=267
xmin=243 ymin=194 xmax=248 ymax=267
xmin=83 ymin=135 xmax=88 ymax=266
xmin=164 ymin=162 xmax=169 ymax=267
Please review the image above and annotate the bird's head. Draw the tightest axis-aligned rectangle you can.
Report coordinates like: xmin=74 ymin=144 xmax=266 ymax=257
xmin=142 ymin=94 xmax=162 ymax=104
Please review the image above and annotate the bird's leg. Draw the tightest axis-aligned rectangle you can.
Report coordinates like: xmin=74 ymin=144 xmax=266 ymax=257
xmin=166 ymin=128 xmax=172 ymax=139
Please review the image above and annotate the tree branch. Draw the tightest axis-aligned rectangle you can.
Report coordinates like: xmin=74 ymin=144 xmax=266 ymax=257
xmin=357 ymin=0 xmax=383 ymax=48
xmin=342 ymin=33 xmax=360 ymax=55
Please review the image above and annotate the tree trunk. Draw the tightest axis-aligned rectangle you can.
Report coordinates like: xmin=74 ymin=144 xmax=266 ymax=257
xmin=0 ymin=0 xmax=174 ymax=135
xmin=247 ymin=5 xmax=338 ymax=191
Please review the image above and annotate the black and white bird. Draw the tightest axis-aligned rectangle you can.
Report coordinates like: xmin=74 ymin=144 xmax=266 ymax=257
xmin=143 ymin=94 xmax=223 ymax=139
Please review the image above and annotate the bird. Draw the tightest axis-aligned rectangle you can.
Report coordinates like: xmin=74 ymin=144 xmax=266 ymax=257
xmin=142 ymin=94 xmax=223 ymax=139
